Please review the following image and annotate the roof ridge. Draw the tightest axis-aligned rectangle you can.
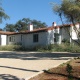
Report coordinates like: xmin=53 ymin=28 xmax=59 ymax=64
xmin=0 ymin=22 xmax=79 ymax=35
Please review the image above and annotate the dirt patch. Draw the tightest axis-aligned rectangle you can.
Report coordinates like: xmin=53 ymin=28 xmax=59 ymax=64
xmin=29 ymin=59 xmax=80 ymax=80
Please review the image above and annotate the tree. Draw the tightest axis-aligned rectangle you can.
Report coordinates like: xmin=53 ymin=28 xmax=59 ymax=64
xmin=52 ymin=0 xmax=80 ymax=23
xmin=5 ymin=18 xmax=47 ymax=32
xmin=0 ymin=1 xmax=9 ymax=31
xmin=4 ymin=23 xmax=16 ymax=32
xmin=15 ymin=18 xmax=47 ymax=32
xmin=52 ymin=0 xmax=80 ymax=44
xmin=15 ymin=19 xmax=28 ymax=32
xmin=0 ymin=6 xmax=9 ymax=23
xmin=32 ymin=19 xmax=47 ymax=29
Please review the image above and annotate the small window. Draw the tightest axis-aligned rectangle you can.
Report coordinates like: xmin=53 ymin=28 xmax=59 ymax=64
xmin=9 ymin=37 xmax=11 ymax=42
xmin=33 ymin=34 xmax=39 ymax=42
xmin=9 ymin=36 xmax=15 ymax=42
xmin=54 ymin=33 xmax=59 ymax=42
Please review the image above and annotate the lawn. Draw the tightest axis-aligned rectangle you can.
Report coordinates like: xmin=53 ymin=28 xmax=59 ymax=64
xmin=29 ymin=58 xmax=80 ymax=80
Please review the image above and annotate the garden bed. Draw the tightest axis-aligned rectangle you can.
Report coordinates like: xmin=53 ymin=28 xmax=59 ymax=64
xmin=29 ymin=58 xmax=80 ymax=80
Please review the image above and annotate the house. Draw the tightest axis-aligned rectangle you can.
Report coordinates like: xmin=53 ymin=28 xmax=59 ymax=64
xmin=0 ymin=31 xmax=15 ymax=46
xmin=0 ymin=22 xmax=80 ymax=48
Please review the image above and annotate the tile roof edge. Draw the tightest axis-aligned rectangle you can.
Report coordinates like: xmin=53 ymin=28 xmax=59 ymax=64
xmin=0 ymin=22 xmax=79 ymax=35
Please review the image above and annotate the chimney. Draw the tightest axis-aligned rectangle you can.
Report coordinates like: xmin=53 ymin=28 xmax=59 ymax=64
xmin=52 ymin=22 xmax=57 ymax=27
xmin=28 ymin=23 xmax=33 ymax=31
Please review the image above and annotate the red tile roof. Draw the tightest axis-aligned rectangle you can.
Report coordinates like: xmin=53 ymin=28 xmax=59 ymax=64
xmin=0 ymin=22 xmax=79 ymax=35
xmin=7 ymin=26 xmax=54 ymax=35
xmin=0 ymin=31 xmax=16 ymax=35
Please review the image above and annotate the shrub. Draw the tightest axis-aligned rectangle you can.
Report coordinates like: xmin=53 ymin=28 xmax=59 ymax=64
xmin=0 ymin=43 xmax=80 ymax=52
xmin=62 ymin=39 xmax=70 ymax=43
xmin=0 ymin=45 xmax=23 ymax=51
xmin=35 ymin=43 xmax=80 ymax=52
xmin=66 ymin=64 xmax=72 ymax=75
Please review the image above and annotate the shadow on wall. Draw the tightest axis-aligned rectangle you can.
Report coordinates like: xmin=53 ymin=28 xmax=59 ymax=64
xmin=0 ymin=74 xmax=19 ymax=80
xmin=0 ymin=52 xmax=80 ymax=60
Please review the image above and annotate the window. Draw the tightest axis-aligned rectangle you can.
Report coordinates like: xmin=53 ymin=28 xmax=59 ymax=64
xmin=9 ymin=37 xmax=11 ymax=42
xmin=54 ymin=33 xmax=59 ymax=42
xmin=9 ymin=36 xmax=15 ymax=42
xmin=33 ymin=34 xmax=39 ymax=42
xmin=12 ymin=36 xmax=15 ymax=42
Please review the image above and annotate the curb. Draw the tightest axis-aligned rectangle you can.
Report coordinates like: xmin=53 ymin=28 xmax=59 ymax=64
xmin=25 ymin=71 xmax=43 ymax=80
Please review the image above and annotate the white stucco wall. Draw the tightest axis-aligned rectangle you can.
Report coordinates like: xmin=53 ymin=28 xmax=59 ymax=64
xmin=7 ymin=30 xmax=56 ymax=48
xmin=54 ymin=28 xmax=61 ymax=44
xmin=1 ymin=35 xmax=7 ymax=46
xmin=8 ymin=34 xmax=22 ymax=45
xmin=70 ymin=24 xmax=80 ymax=40
xmin=7 ymin=32 xmax=49 ymax=48
xmin=47 ymin=28 xmax=61 ymax=44
xmin=47 ymin=30 xmax=54 ymax=44
xmin=22 ymin=29 xmax=61 ymax=48
xmin=59 ymin=23 xmax=80 ymax=43
xmin=60 ymin=27 xmax=70 ymax=42
xmin=22 ymin=32 xmax=48 ymax=48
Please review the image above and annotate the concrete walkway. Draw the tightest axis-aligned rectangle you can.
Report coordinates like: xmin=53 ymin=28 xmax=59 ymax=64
xmin=0 ymin=51 xmax=80 ymax=80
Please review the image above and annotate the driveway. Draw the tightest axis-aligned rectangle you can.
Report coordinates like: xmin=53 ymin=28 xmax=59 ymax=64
xmin=0 ymin=51 xmax=80 ymax=80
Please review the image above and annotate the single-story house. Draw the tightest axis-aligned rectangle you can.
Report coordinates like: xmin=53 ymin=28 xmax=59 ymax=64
xmin=0 ymin=22 xmax=80 ymax=48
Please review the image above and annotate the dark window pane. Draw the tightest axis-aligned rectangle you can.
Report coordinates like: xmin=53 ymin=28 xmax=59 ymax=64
xmin=9 ymin=37 xmax=11 ymax=42
xmin=33 ymin=34 xmax=38 ymax=42
xmin=54 ymin=33 xmax=59 ymax=42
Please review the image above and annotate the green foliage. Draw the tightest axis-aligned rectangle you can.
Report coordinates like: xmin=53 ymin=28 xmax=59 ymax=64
xmin=52 ymin=0 xmax=80 ymax=23
xmin=0 ymin=45 xmax=23 ymax=51
xmin=62 ymin=39 xmax=70 ymax=43
xmin=36 ymin=43 xmax=80 ymax=52
xmin=59 ymin=60 xmax=71 ymax=67
xmin=4 ymin=23 xmax=16 ymax=32
xmin=66 ymin=64 xmax=73 ymax=80
xmin=32 ymin=19 xmax=47 ymax=29
xmin=66 ymin=64 xmax=72 ymax=75
xmin=52 ymin=0 xmax=80 ymax=46
xmin=0 ymin=2 xmax=9 ymax=23
xmin=0 ymin=43 xmax=80 ymax=52
xmin=4 ymin=18 xmax=47 ymax=32
xmin=14 ymin=19 xmax=29 ymax=32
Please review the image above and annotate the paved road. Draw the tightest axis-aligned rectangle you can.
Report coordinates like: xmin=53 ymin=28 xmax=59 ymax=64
xmin=0 ymin=51 xmax=80 ymax=80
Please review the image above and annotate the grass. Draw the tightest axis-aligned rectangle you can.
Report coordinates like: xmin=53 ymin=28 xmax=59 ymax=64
xmin=0 ymin=45 xmax=23 ymax=51
xmin=36 ymin=43 xmax=80 ymax=52
xmin=0 ymin=43 xmax=80 ymax=52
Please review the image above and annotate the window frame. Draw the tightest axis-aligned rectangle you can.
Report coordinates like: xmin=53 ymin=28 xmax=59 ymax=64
xmin=54 ymin=33 xmax=59 ymax=42
xmin=33 ymin=34 xmax=39 ymax=43
xmin=9 ymin=36 xmax=15 ymax=42
xmin=9 ymin=37 xmax=11 ymax=42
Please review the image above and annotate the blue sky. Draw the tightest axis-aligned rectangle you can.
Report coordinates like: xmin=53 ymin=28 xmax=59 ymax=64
xmin=0 ymin=0 xmax=61 ymax=29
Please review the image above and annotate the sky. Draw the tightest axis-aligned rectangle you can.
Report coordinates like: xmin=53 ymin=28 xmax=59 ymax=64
xmin=0 ymin=0 xmax=61 ymax=29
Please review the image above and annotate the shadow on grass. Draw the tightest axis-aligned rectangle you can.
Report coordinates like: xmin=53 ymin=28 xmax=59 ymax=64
xmin=0 ymin=52 xmax=80 ymax=60
xmin=0 ymin=74 xmax=19 ymax=80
